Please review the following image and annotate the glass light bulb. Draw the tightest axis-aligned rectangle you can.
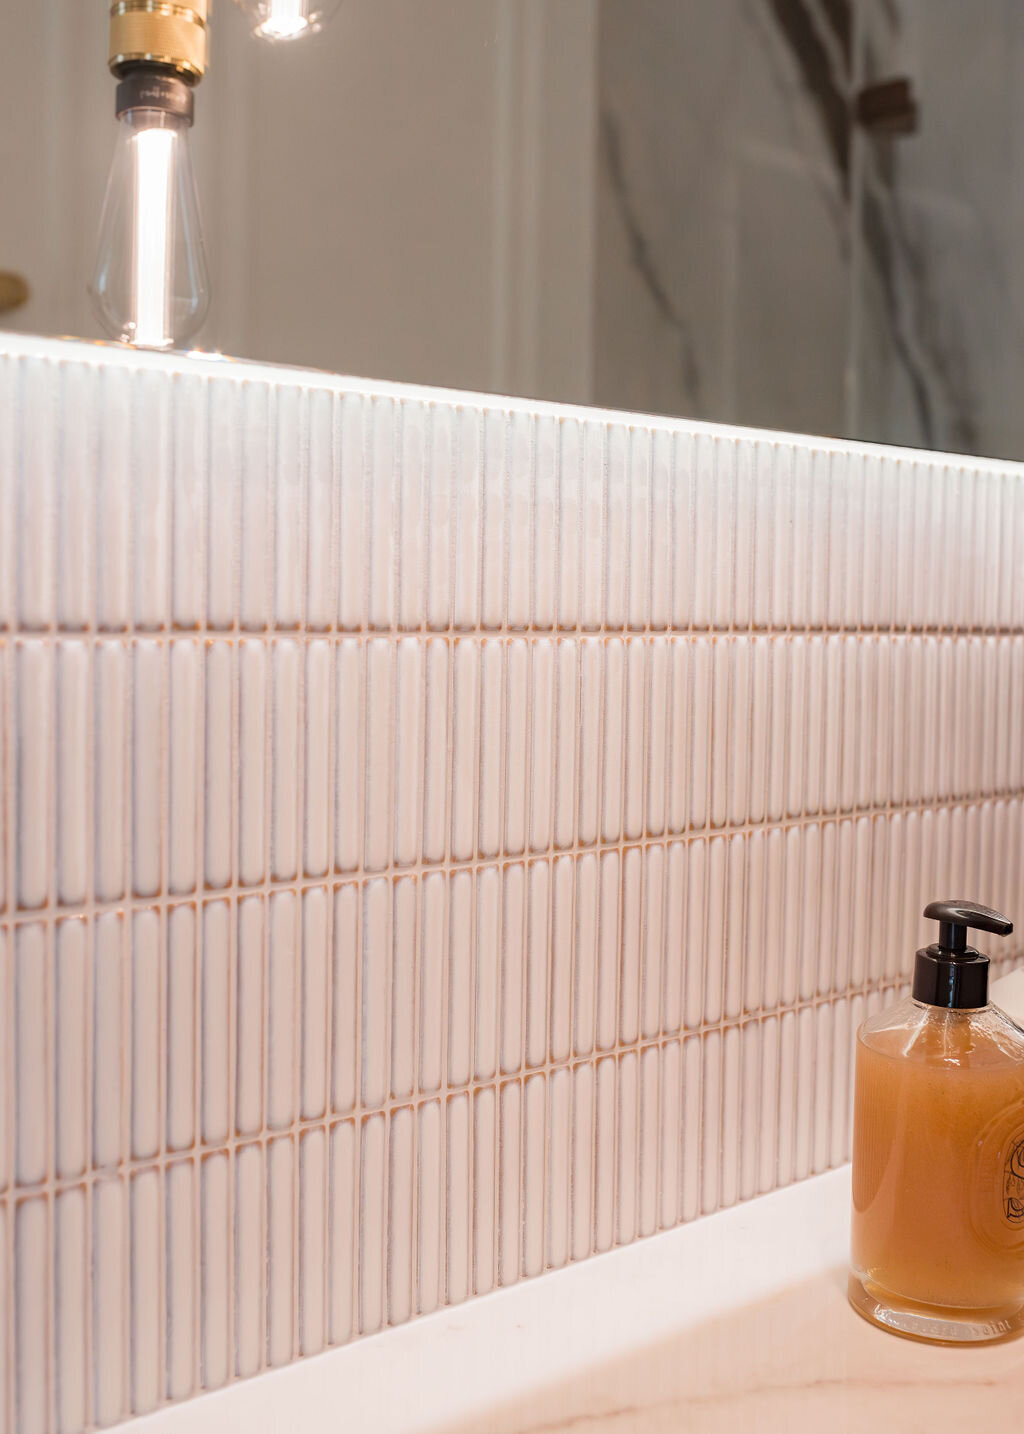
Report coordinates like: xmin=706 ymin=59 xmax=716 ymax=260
xmin=235 ymin=0 xmax=342 ymax=43
xmin=90 ymin=107 xmax=210 ymax=350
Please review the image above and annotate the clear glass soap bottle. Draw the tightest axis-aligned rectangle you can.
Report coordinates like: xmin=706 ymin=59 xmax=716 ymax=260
xmin=849 ymin=900 xmax=1024 ymax=1344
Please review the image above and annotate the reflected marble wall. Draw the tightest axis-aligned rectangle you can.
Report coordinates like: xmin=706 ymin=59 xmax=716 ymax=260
xmin=596 ymin=0 xmax=1024 ymax=462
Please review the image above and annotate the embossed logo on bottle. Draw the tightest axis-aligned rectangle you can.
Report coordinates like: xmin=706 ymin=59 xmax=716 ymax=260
xmin=1006 ymin=1135 xmax=1024 ymax=1225
xmin=971 ymin=1110 xmax=1024 ymax=1253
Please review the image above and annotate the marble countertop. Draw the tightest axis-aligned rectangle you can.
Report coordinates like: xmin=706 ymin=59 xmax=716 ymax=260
xmin=441 ymin=1243 xmax=1024 ymax=1434
xmin=117 ymin=1167 xmax=1024 ymax=1434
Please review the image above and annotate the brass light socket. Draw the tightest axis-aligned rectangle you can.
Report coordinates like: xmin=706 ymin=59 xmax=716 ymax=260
xmin=108 ymin=1 xmax=209 ymax=82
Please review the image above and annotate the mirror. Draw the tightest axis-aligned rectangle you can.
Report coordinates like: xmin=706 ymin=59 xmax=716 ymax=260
xmin=1 ymin=1 xmax=1020 ymax=459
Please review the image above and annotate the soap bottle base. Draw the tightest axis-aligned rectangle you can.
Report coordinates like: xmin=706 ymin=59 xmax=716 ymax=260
xmin=848 ymin=1271 xmax=1024 ymax=1345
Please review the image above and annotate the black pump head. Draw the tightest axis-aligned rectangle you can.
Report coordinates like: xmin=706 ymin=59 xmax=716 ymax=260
xmin=913 ymin=900 xmax=1014 ymax=1010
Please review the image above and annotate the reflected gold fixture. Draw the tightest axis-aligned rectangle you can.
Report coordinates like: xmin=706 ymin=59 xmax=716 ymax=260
xmin=108 ymin=0 xmax=209 ymax=81
xmin=0 ymin=272 xmax=30 ymax=314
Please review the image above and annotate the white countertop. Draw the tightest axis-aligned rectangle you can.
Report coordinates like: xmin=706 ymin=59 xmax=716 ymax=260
xmin=116 ymin=1166 xmax=1024 ymax=1434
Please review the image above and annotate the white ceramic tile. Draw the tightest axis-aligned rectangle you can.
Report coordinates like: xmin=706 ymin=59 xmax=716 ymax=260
xmin=299 ymin=1128 xmax=327 ymax=1356
xmin=413 ymin=1098 xmax=442 ymax=1315
xmin=15 ymin=1197 xmax=48 ymax=1434
xmin=56 ymin=642 xmax=88 ymax=906
xmin=6 ymin=337 xmax=1024 ymax=1434
xmin=628 ymin=428 xmax=652 ymax=632
xmin=390 ymin=879 xmax=416 ymax=1103
xmin=388 ymin=1106 xmax=415 ymax=1320
xmin=663 ymin=842 xmax=686 ymax=1033
xmin=15 ymin=923 xmax=47 ymax=1187
xmin=577 ymin=638 xmax=602 ymax=845
xmin=481 ymin=412 xmax=507 ymax=633
xmin=529 ymin=640 xmax=555 ymax=853
xmin=271 ymin=640 xmax=301 ymax=882
xmin=448 ymin=871 xmax=472 ymax=1089
xmin=267 ymin=892 xmax=297 ymax=1130
xmin=130 ymin=912 xmax=160 ymax=1158
xmin=55 ymin=919 xmax=87 ymax=1179
xmin=133 ymin=374 xmax=171 ymax=632
xmin=166 ymin=1160 xmax=196 ymax=1400
xmin=453 ymin=409 xmax=482 ymax=633
xmin=200 ymin=1153 xmax=230 ymax=1392
xmin=397 ymin=403 xmax=428 ymax=631
xmin=619 ymin=847 xmax=642 ymax=1045
xmin=274 ymin=388 xmax=305 ymax=632
xmin=498 ymin=1080 xmax=522 ymax=1284
xmin=130 ymin=1169 xmax=162 ymax=1413
xmin=331 ymin=885 xmax=358 ymax=1116
xmin=393 ymin=638 xmax=424 ymax=868
xmin=754 ymin=1011 xmax=781 ymax=1195
xmin=604 ymin=425 xmax=628 ymax=630
xmin=304 ymin=641 xmax=332 ymax=878
xmin=168 ymin=639 xmax=201 ymax=895
xmin=532 ymin=417 xmax=557 ymax=630
xmin=201 ymin=901 xmax=231 ymax=1147
xmin=594 ymin=1058 xmax=616 ymax=1254
xmin=92 ymin=913 xmax=124 ymax=1169
xmin=525 ymin=861 xmax=550 ymax=1069
xmin=473 ymin=1087 xmax=497 ymax=1294
xmin=418 ymin=874 xmax=446 ymax=1095
xmin=170 ymin=373 xmax=206 ymax=631
xmin=478 ymin=640 xmax=503 ymax=859
xmin=55 ymin=1187 xmax=87 ymax=1433
xmin=234 ymin=1142 xmax=263 ymax=1378
xmin=600 ymin=639 xmax=625 ymax=842
xmin=93 ymin=1176 xmax=126 ymax=1426
xmin=338 ymin=396 xmax=366 ymax=628
xmin=18 ymin=362 xmax=56 ymax=634
xmin=554 ymin=640 xmax=578 ymax=850
xmin=306 ymin=389 xmax=335 ymax=632
xmin=633 ymin=1049 xmax=656 ymax=1238
xmin=362 ymin=639 xmax=395 ymax=860
xmin=475 ymin=866 xmax=501 ymax=1081
xmin=328 ymin=1121 xmax=355 ymax=1343
xmin=450 ymin=640 xmax=478 ymax=862
xmin=642 ymin=844 xmax=665 ymax=1038
xmin=301 ymin=888 xmax=329 ymax=1119
xmin=333 ymin=639 xmax=363 ymax=874
xmin=557 ymin=421 xmax=581 ymax=630
xmin=570 ymin=1063 xmax=594 ymax=1261
xmin=596 ymin=852 xmax=619 ymax=1052
xmin=739 ymin=1020 xmax=761 ymax=1202
xmin=15 ymin=642 xmax=51 ymax=911
xmin=680 ymin=1034 xmax=702 ymax=1223
xmin=425 ymin=406 xmax=453 ymax=632
xmin=546 ymin=1068 xmax=570 ymax=1270
xmin=445 ymin=1096 xmax=470 ymax=1305
xmin=499 ymin=864 xmax=525 ymax=1076
xmin=203 ymin=642 xmax=233 ymax=891
xmin=266 ymin=1136 xmax=295 ymax=1366
xmin=658 ymin=1039 xmax=681 ymax=1229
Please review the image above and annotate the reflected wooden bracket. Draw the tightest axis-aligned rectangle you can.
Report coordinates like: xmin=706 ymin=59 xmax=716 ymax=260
xmin=854 ymin=77 xmax=919 ymax=136
xmin=0 ymin=271 xmax=29 ymax=314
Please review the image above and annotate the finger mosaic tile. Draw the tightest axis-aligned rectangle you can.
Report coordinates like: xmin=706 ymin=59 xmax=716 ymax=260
xmin=2 ymin=334 xmax=1024 ymax=1433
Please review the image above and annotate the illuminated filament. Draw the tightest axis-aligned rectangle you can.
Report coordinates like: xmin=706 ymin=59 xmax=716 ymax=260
xmin=259 ymin=0 xmax=310 ymax=38
xmin=131 ymin=126 xmax=175 ymax=349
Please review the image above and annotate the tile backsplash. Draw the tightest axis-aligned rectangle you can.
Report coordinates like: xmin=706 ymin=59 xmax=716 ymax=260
xmin=2 ymin=334 xmax=1024 ymax=1433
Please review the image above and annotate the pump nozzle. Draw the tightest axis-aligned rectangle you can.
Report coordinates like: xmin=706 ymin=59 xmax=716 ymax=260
xmin=913 ymin=900 xmax=1014 ymax=1010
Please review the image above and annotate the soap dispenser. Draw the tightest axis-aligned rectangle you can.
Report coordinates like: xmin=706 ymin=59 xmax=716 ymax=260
xmin=849 ymin=900 xmax=1024 ymax=1344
